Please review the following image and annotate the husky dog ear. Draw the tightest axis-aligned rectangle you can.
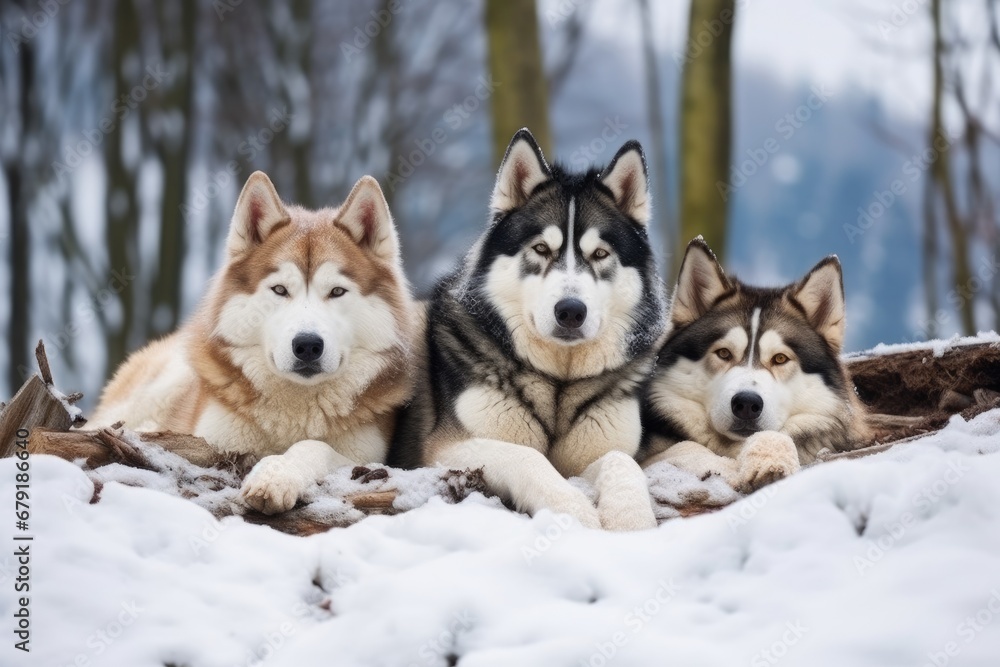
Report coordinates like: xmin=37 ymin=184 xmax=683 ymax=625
xmin=601 ymin=140 xmax=650 ymax=224
xmin=792 ymin=256 xmax=846 ymax=352
xmin=490 ymin=128 xmax=551 ymax=213
xmin=227 ymin=171 xmax=290 ymax=259
xmin=671 ymin=238 xmax=731 ymax=327
xmin=337 ymin=175 xmax=400 ymax=263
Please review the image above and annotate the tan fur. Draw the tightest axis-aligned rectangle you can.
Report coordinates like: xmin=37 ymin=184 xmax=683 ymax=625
xmin=91 ymin=172 xmax=417 ymax=514
xmin=643 ymin=240 xmax=870 ymax=493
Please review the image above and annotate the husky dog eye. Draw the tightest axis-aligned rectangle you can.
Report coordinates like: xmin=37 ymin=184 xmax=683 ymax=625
xmin=532 ymin=243 xmax=550 ymax=257
xmin=772 ymin=353 xmax=789 ymax=365
xmin=592 ymin=248 xmax=610 ymax=260
xmin=715 ymin=348 xmax=732 ymax=361
xmin=329 ymin=287 xmax=347 ymax=298
xmin=271 ymin=285 xmax=289 ymax=297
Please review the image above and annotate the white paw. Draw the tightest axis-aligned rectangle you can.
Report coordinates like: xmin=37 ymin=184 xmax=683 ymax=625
xmin=589 ymin=452 xmax=657 ymax=531
xmin=597 ymin=491 xmax=657 ymax=531
xmin=240 ymin=455 xmax=308 ymax=515
xmin=544 ymin=489 xmax=601 ymax=529
xmin=736 ymin=431 xmax=801 ymax=493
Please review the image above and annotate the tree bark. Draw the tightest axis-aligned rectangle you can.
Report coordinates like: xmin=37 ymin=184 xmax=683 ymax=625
xmin=679 ymin=0 xmax=735 ymax=272
xmin=103 ymin=0 xmax=141 ymax=377
xmin=4 ymin=13 xmax=36 ymax=394
xmin=929 ymin=0 xmax=975 ymax=334
xmin=150 ymin=0 xmax=197 ymax=336
xmin=485 ymin=0 xmax=552 ymax=163
xmin=638 ymin=0 xmax=673 ymax=276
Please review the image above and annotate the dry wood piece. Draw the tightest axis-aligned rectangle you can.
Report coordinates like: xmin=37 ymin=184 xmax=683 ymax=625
xmin=27 ymin=429 xmax=228 ymax=469
xmin=346 ymin=490 xmax=398 ymax=512
xmin=0 ymin=376 xmax=76 ymax=458
xmin=34 ymin=339 xmax=53 ymax=385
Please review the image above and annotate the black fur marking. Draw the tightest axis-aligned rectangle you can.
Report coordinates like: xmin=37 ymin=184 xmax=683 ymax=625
xmin=389 ymin=145 xmax=666 ymax=467
xmin=643 ymin=279 xmax=854 ymax=454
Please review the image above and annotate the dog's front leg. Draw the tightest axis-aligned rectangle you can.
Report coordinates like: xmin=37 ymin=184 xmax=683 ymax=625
xmin=434 ymin=438 xmax=601 ymax=529
xmin=580 ymin=451 xmax=657 ymax=531
xmin=241 ymin=439 xmax=355 ymax=515
xmin=734 ymin=431 xmax=800 ymax=493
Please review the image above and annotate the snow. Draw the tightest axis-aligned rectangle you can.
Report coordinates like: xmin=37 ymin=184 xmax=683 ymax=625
xmin=47 ymin=384 xmax=83 ymax=422
xmin=4 ymin=411 xmax=1000 ymax=666
xmin=91 ymin=429 xmax=503 ymax=528
xmin=846 ymin=331 xmax=1000 ymax=361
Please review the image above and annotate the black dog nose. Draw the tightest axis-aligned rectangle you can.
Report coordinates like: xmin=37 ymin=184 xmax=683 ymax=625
xmin=554 ymin=298 xmax=587 ymax=329
xmin=292 ymin=333 xmax=324 ymax=363
xmin=731 ymin=391 xmax=764 ymax=421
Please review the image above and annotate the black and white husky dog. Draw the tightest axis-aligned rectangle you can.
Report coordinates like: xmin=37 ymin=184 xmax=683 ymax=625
xmin=391 ymin=129 xmax=668 ymax=529
xmin=641 ymin=239 xmax=870 ymax=492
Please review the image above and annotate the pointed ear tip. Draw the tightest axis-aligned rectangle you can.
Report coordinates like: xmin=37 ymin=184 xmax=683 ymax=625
xmin=512 ymin=127 xmax=535 ymax=141
xmin=619 ymin=139 xmax=645 ymax=156
xmin=814 ymin=255 xmax=843 ymax=275
xmin=685 ymin=236 xmax=716 ymax=258
xmin=355 ymin=174 xmax=385 ymax=195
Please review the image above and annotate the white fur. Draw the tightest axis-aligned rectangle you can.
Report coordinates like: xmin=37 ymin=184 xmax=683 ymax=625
xmin=454 ymin=385 xmax=549 ymax=453
xmin=240 ymin=428 xmax=383 ymax=514
xmin=217 ymin=260 xmax=398 ymax=385
xmin=565 ymin=197 xmax=576 ymax=272
xmin=483 ymin=250 xmax=643 ymax=379
xmin=490 ymin=137 xmax=550 ymax=212
xmin=642 ymin=433 xmax=800 ymax=494
xmin=435 ymin=439 xmax=655 ymax=531
xmin=647 ymin=320 xmax=850 ymax=489
xmin=226 ymin=172 xmax=289 ymax=259
xmin=91 ymin=172 xmax=414 ymax=517
xmin=580 ymin=450 xmax=656 ymax=531
xmin=600 ymin=148 xmax=650 ymax=224
xmin=434 ymin=438 xmax=601 ymax=528
xmin=747 ymin=307 xmax=761 ymax=367
xmin=794 ymin=261 xmax=846 ymax=351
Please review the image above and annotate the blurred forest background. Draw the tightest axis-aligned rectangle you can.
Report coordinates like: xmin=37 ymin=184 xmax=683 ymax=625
xmin=1 ymin=0 xmax=999 ymax=408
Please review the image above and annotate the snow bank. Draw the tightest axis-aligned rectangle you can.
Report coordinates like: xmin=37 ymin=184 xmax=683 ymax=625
xmin=846 ymin=331 xmax=1000 ymax=361
xmin=3 ymin=410 xmax=1000 ymax=666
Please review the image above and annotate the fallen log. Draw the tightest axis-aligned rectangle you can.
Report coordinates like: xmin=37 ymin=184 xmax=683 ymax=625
xmin=848 ymin=339 xmax=1000 ymax=432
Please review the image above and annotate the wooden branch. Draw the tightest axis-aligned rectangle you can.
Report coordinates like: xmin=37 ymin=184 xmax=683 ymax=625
xmin=0 ymin=376 xmax=75 ymax=458
xmin=815 ymin=431 xmax=932 ymax=463
xmin=27 ymin=429 xmax=227 ymax=469
xmin=34 ymin=339 xmax=53 ymax=385
xmin=345 ymin=490 xmax=397 ymax=512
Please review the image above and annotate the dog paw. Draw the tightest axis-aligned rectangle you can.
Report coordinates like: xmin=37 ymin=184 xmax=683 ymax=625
xmin=240 ymin=455 xmax=308 ymax=515
xmin=736 ymin=431 xmax=800 ymax=493
xmin=544 ymin=490 xmax=601 ymax=529
xmin=597 ymin=493 xmax=657 ymax=532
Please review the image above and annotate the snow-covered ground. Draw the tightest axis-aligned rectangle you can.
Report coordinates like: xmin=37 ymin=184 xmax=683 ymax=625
xmin=3 ymin=411 xmax=1000 ymax=666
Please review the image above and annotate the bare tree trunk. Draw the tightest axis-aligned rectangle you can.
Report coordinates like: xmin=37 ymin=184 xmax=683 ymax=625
xmin=150 ymin=0 xmax=197 ymax=336
xmin=286 ymin=0 xmax=313 ymax=207
xmin=4 ymin=16 xmax=36 ymax=392
xmin=921 ymin=171 xmax=940 ymax=340
xmin=374 ymin=0 xmax=402 ymax=216
xmin=104 ymin=0 xmax=141 ymax=378
xmin=929 ymin=0 xmax=975 ymax=335
xmin=638 ymin=0 xmax=672 ymax=275
xmin=485 ymin=0 xmax=551 ymax=162
xmin=679 ymin=0 xmax=735 ymax=271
